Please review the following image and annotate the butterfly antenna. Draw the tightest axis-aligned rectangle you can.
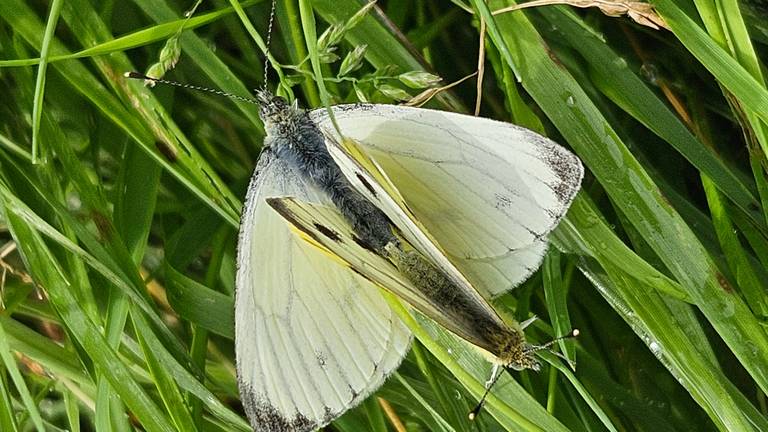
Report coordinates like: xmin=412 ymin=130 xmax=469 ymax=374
xmin=262 ymin=0 xmax=277 ymax=91
xmin=468 ymin=367 xmax=504 ymax=421
xmin=525 ymin=329 xmax=580 ymax=369
xmin=123 ymin=72 xmax=259 ymax=105
xmin=526 ymin=328 xmax=579 ymax=353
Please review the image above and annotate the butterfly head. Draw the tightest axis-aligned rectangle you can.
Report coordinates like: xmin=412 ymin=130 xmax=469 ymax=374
xmin=495 ymin=336 xmax=541 ymax=372
xmin=255 ymin=89 xmax=300 ymax=130
xmin=492 ymin=327 xmax=580 ymax=371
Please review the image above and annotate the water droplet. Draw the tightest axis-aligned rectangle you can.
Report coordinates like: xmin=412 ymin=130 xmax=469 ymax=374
xmin=746 ymin=341 xmax=758 ymax=357
xmin=565 ymin=94 xmax=576 ymax=107
xmin=649 ymin=341 xmax=662 ymax=356
xmin=613 ymin=57 xmax=627 ymax=68
xmin=640 ymin=63 xmax=659 ymax=85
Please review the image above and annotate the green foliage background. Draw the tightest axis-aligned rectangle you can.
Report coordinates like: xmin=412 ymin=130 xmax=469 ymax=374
xmin=0 ymin=0 xmax=767 ymax=430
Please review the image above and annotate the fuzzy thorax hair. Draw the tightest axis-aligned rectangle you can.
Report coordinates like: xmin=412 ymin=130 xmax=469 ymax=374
xmin=256 ymin=90 xmax=397 ymax=251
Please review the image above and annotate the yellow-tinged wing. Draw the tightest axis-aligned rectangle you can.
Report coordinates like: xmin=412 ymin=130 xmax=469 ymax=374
xmin=267 ymin=196 xmax=509 ymax=355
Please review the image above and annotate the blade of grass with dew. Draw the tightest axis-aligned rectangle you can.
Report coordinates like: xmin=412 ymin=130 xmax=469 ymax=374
xmin=477 ymin=0 xmax=768 ymax=398
xmin=541 ymin=7 xmax=765 ymax=234
xmin=553 ymin=194 xmax=768 ymax=430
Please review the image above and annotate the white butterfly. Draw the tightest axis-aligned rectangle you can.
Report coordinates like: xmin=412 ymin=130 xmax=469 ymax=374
xmin=235 ymin=92 xmax=583 ymax=432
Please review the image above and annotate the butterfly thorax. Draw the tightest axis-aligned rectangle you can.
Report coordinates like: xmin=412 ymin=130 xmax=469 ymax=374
xmin=257 ymin=90 xmax=397 ymax=250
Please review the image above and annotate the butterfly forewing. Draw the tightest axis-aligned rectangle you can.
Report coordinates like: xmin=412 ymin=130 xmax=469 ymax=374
xmin=235 ymin=150 xmax=410 ymax=432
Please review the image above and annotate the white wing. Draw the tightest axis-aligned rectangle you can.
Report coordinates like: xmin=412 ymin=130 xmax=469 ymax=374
xmin=235 ymin=149 xmax=411 ymax=432
xmin=311 ymin=105 xmax=583 ymax=297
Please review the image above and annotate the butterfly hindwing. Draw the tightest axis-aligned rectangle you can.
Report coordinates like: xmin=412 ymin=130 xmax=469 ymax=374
xmin=235 ymin=149 xmax=411 ymax=432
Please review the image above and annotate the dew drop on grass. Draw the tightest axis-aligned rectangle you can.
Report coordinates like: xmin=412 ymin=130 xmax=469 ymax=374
xmin=648 ymin=341 xmax=662 ymax=356
xmin=640 ymin=63 xmax=660 ymax=85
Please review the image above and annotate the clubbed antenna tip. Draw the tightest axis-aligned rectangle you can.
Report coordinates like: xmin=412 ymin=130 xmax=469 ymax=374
xmin=124 ymin=71 xmax=148 ymax=79
xmin=468 ymin=405 xmax=481 ymax=421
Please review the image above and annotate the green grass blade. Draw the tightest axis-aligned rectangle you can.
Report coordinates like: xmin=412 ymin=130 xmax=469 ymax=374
xmin=0 ymin=321 xmax=45 ymax=432
xmin=541 ymin=7 xmax=765 ymax=233
xmin=1 ymin=187 xmax=177 ymax=432
xmin=654 ymin=0 xmax=768 ymax=126
xmin=29 ymin=0 xmax=63 ymax=164
xmin=476 ymin=0 xmax=768 ymax=397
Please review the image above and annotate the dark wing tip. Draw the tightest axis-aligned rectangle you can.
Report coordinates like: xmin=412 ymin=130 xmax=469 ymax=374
xmin=539 ymin=142 xmax=584 ymax=205
xmin=240 ymin=384 xmax=318 ymax=432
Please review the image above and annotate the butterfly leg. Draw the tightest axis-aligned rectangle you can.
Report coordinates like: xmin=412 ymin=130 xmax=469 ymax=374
xmin=485 ymin=363 xmax=501 ymax=389
xmin=520 ymin=315 xmax=538 ymax=330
